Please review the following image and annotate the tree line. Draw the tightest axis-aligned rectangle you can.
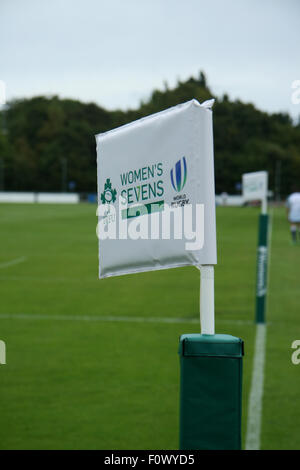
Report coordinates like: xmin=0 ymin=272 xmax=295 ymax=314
xmin=0 ymin=71 xmax=299 ymax=197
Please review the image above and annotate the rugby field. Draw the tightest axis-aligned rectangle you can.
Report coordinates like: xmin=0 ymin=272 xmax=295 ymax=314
xmin=0 ymin=203 xmax=299 ymax=449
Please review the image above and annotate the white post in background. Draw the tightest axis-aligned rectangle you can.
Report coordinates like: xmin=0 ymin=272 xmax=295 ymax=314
xmin=200 ymin=265 xmax=215 ymax=335
xmin=261 ymin=194 xmax=268 ymax=215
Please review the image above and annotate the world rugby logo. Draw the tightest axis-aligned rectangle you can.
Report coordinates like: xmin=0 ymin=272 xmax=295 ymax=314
xmin=170 ymin=157 xmax=187 ymax=192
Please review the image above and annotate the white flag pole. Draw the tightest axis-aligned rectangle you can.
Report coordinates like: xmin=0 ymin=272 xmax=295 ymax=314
xmin=261 ymin=194 xmax=267 ymax=215
xmin=200 ymin=265 xmax=215 ymax=335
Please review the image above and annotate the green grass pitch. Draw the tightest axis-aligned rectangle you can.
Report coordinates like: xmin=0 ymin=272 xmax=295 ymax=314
xmin=0 ymin=203 xmax=299 ymax=449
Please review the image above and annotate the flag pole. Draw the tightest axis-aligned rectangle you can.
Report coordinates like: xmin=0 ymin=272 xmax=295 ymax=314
xmin=255 ymin=192 xmax=269 ymax=324
xmin=261 ymin=193 xmax=267 ymax=215
xmin=200 ymin=265 xmax=215 ymax=335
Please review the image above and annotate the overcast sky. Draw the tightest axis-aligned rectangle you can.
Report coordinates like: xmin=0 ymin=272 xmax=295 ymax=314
xmin=1 ymin=0 xmax=300 ymax=119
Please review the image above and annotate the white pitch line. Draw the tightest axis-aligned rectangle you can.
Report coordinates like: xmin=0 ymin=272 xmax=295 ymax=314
xmin=245 ymin=323 xmax=267 ymax=450
xmin=0 ymin=256 xmax=27 ymax=269
xmin=0 ymin=313 xmax=199 ymax=325
xmin=245 ymin=208 xmax=274 ymax=450
xmin=0 ymin=312 xmax=252 ymax=326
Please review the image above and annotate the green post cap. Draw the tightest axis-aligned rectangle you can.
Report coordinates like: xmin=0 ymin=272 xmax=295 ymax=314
xmin=178 ymin=334 xmax=244 ymax=358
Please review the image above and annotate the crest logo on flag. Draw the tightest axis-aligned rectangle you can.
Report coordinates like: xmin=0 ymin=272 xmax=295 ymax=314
xmin=170 ymin=157 xmax=187 ymax=192
xmin=101 ymin=178 xmax=117 ymax=204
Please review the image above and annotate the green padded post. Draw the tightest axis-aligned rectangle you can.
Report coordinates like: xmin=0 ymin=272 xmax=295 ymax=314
xmin=255 ymin=213 xmax=269 ymax=324
xmin=178 ymin=334 xmax=244 ymax=450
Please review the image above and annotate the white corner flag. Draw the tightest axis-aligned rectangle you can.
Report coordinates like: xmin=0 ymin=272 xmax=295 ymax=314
xmin=96 ymin=99 xmax=217 ymax=279
xmin=242 ymin=171 xmax=268 ymax=214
